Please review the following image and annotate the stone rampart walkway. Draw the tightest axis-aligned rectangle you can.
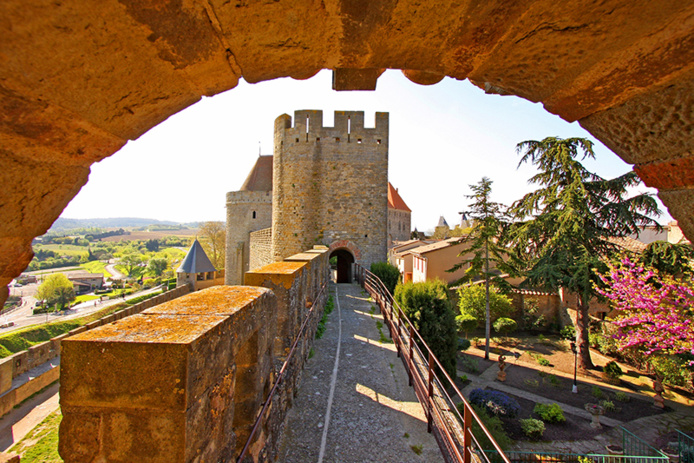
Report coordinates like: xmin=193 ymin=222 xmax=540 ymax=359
xmin=277 ymin=282 xmax=443 ymax=462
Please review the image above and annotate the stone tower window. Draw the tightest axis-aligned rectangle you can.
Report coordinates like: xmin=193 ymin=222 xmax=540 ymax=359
xmin=252 ymin=211 xmax=256 ymax=219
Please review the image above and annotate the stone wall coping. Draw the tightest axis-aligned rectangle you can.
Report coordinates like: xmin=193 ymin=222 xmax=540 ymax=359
xmin=144 ymin=286 xmax=271 ymax=316
xmin=246 ymin=261 xmax=307 ymax=275
xmin=63 ymin=313 xmax=228 ymax=344
xmin=285 ymin=252 xmax=322 ymax=262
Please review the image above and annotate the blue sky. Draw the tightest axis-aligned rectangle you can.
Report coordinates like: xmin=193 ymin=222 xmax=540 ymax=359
xmin=61 ymin=69 xmax=669 ymax=232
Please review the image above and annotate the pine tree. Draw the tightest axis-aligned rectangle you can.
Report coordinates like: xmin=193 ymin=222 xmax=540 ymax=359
xmin=508 ymin=137 xmax=660 ymax=369
xmin=449 ymin=177 xmax=519 ymax=359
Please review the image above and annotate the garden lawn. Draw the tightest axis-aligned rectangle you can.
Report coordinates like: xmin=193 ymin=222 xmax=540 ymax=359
xmin=73 ymin=294 xmax=100 ymax=304
xmin=501 ymin=362 xmax=666 ymax=422
xmin=485 ymin=387 xmax=608 ymax=443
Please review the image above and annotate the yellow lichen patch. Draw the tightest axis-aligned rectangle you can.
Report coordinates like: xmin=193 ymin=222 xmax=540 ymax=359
xmin=248 ymin=261 xmax=306 ymax=274
xmin=285 ymin=252 xmax=320 ymax=261
xmin=245 ymin=261 xmax=307 ymax=289
xmin=144 ymin=286 xmax=270 ymax=316
xmin=66 ymin=314 xmax=227 ymax=344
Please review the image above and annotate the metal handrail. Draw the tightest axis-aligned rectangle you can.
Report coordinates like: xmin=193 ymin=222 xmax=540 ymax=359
xmin=237 ymin=281 xmax=328 ymax=462
xmin=355 ymin=264 xmax=510 ymax=463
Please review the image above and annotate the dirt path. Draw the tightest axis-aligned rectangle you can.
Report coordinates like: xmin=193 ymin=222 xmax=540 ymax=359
xmin=277 ymin=282 xmax=443 ymax=462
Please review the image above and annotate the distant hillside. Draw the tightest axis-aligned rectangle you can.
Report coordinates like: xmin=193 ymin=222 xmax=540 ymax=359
xmin=51 ymin=217 xmax=180 ymax=231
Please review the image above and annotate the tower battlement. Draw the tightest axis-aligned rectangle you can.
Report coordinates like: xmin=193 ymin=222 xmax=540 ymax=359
xmin=226 ymin=190 xmax=272 ymax=204
xmin=274 ymin=110 xmax=389 ymax=146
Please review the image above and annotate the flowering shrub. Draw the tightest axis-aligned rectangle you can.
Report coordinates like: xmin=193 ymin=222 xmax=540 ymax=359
xmin=469 ymin=389 xmax=520 ymax=418
xmin=597 ymin=257 xmax=694 ymax=364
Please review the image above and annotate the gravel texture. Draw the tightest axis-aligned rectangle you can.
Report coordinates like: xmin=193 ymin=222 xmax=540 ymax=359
xmin=277 ymin=282 xmax=443 ymax=462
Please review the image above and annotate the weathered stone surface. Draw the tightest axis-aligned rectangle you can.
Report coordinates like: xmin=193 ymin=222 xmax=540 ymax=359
xmin=245 ymin=261 xmax=308 ymax=358
xmin=658 ymin=189 xmax=694 ymax=242
xmin=579 ymin=69 xmax=694 ymax=165
xmin=59 ymin=286 xmax=276 ymax=463
xmin=634 ymin=156 xmax=694 ymax=190
xmin=1 ymin=1 xmax=694 ymax=307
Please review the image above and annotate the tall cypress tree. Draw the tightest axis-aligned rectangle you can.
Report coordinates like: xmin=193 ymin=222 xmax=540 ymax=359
xmin=508 ymin=137 xmax=660 ymax=369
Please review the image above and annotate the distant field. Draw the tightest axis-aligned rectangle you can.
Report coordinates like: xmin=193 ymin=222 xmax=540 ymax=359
xmin=34 ymin=244 xmax=87 ymax=256
xmin=101 ymin=229 xmax=198 ymax=242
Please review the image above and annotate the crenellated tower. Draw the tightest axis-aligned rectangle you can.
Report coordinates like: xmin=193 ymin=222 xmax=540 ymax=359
xmin=271 ymin=110 xmax=389 ymax=268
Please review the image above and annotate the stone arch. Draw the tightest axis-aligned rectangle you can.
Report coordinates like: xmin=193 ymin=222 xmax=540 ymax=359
xmin=329 ymin=248 xmax=355 ymax=284
xmin=1 ymin=2 xmax=693 ymax=305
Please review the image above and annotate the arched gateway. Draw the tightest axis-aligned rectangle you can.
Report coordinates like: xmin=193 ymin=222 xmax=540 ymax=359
xmin=330 ymin=248 xmax=355 ymax=283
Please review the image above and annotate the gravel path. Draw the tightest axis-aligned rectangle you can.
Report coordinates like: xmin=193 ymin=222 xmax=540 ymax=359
xmin=277 ymin=282 xmax=443 ymax=463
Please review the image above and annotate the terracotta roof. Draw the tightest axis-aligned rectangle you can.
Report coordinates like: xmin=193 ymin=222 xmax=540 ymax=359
xmin=240 ymin=155 xmax=273 ymax=191
xmin=67 ymin=273 xmax=103 ymax=279
xmin=177 ymin=239 xmax=217 ymax=273
xmin=387 ymin=182 xmax=411 ymax=212
xmin=607 ymin=236 xmax=647 ymax=254
xmin=411 ymin=237 xmax=461 ymax=255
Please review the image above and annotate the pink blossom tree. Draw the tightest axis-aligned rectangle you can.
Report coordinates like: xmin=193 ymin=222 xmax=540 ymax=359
xmin=597 ymin=257 xmax=694 ymax=363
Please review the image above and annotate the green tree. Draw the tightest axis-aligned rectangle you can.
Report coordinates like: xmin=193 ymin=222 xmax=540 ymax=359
xmin=449 ymin=177 xmax=519 ymax=359
xmin=147 ymin=258 xmax=168 ymax=277
xmin=36 ymin=273 xmax=75 ymax=311
xmin=457 ymin=285 xmax=513 ymax=327
xmin=199 ymin=221 xmax=226 ymax=269
xmin=507 ymin=137 xmax=660 ymax=369
xmin=394 ymin=279 xmax=458 ymax=378
xmin=120 ymin=253 xmax=147 ymax=278
xmin=370 ymin=261 xmax=400 ymax=295
xmin=639 ymin=241 xmax=693 ymax=278
xmin=493 ymin=317 xmax=518 ymax=340
xmin=455 ymin=312 xmax=477 ymax=338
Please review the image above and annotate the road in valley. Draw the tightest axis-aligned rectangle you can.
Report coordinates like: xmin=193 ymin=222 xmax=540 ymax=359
xmin=2 ymin=285 xmax=165 ymax=334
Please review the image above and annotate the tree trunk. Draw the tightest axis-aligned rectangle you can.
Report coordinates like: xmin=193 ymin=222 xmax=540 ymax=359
xmin=576 ymin=294 xmax=594 ymax=370
xmin=484 ymin=241 xmax=490 ymax=360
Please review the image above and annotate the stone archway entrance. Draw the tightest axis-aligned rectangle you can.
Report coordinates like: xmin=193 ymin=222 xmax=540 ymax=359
xmin=330 ymin=249 xmax=355 ymax=283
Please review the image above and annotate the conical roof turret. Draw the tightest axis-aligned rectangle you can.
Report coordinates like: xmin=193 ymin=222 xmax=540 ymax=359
xmin=177 ymin=239 xmax=216 ymax=273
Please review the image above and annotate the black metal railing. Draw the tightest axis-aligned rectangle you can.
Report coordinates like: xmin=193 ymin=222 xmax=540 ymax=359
xmin=354 ymin=264 xmax=510 ymax=463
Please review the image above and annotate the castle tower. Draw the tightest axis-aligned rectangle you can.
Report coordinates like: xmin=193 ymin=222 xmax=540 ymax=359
xmin=271 ymin=110 xmax=389 ymax=270
xmin=225 ymin=155 xmax=273 ymax=285
xmin=387 ymin=182 xmax=412 ymax=244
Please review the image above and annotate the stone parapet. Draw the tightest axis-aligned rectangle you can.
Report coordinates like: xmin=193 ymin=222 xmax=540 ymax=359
xmin=59 ymin=250 xmax=330 ymax=462
xmin=59 ymin=286 xmax=277 ymax=463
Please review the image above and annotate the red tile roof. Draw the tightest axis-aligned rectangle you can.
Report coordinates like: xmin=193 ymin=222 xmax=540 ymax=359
xmin=240 ymin=155 xmax=273 ymax=191
xmin=388 ymin=182 xmax=411 ymax=212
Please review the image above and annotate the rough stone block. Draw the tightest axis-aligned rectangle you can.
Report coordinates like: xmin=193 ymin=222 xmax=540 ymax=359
xmin=0 ymin=359 xmax=11 ymax=395
xmin=245 ymin=262 xmax=307 ymax=358
xmin=60 ymin=286 xmax=276 ymax=463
